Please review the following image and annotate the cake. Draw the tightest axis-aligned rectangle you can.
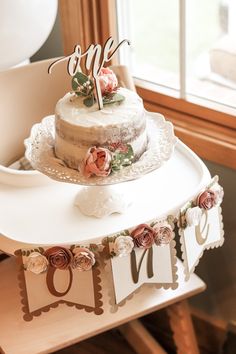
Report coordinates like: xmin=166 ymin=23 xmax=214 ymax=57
xmin=54 ymin=68 xmax=148 ymax=177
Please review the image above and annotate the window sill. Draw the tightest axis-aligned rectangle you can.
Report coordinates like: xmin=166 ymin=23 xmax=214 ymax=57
xmin=135 ymin=80 xmax=236 ymax=170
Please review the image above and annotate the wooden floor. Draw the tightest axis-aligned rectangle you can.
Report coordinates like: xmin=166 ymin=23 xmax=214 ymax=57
xmin=55 ymin=330 xmax=136 ymax=354
xmin=54 ymin=309 xmax=227 ymax=354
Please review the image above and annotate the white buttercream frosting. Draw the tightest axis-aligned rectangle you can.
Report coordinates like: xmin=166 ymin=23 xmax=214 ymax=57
xmin=54 ymin=87 xmax=147 ymax=169
xmin=55 ymin=87 xmax=143 ymax=127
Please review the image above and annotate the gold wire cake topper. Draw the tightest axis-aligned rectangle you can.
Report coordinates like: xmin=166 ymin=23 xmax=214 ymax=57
xmin=48 ymin=37 xmax=130 ymax=110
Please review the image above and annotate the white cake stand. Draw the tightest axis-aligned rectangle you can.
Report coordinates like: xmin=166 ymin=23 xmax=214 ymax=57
xmin=24 ymin=111 xmax=177 ymax=218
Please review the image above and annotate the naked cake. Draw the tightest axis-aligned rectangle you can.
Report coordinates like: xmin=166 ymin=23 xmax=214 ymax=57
xmin=54 ymin=67 xmax=148 ymax=177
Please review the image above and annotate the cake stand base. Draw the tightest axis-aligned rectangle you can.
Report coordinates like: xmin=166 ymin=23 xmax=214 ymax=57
xmin=74 ymin=185 xmax=132 ymax=218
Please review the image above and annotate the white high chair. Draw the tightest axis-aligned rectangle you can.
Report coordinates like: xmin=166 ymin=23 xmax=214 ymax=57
xmin=0 ymin=59 xmax=205 ymax=354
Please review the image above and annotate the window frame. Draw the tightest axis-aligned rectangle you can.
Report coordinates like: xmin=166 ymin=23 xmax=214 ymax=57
xmin=59 ymin=0 xmax=236 ymax=169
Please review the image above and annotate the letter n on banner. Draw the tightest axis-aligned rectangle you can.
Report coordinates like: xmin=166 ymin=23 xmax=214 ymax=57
xmin=102 ymin=239 xmax=178 ymax=312
xmin=179 ymin=206 xmax=224 ymax=280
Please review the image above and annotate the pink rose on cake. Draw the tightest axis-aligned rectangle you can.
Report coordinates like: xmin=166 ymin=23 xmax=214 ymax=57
xmin=131 ymin=224 xmax=156 ymax=249
xmin=72 ymin=247 xmax=96 ymax=271
xmin=197 ymin=189 xmax=217 ymax=210
xmin=80 ymin=146 xmax=112 ymax=178
xmin=98 ymin=67 xmax=118 ymax=95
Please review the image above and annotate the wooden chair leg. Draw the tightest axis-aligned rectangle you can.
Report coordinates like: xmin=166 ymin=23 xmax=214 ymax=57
xmin=118 ymin=319 xmax=167 ymax=354
xmin=167 ymin=300 xmax=200 ymax=354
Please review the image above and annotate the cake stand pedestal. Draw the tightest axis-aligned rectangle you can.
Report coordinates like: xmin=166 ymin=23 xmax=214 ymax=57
xmin=74 ymin=185 xmax=132 ymax=218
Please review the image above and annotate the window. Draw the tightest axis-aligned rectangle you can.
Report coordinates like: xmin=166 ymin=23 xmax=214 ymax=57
xmin=117 ymin=0 xmax=236 ymax=111
xmin=59 ymin=0 xmax=236 ymax=168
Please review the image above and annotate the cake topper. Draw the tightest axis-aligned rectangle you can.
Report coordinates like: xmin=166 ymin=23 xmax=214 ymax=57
xmin=48 ymin=37 xmax=130 ymax=110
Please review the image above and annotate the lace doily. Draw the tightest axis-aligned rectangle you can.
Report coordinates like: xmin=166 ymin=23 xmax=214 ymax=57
xmin=24 ymin=112 xmax=177 ymax=186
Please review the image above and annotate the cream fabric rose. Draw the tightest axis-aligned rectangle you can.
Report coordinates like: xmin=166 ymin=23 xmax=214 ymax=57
xmin=185 ymin=207 xmax=202 ymax=227
xmin=26 ymin=252 xmax=48 ymax=274
xmin=114 ymin=236 xmax=134 ymax=257
xmin=154 ymin=221 xmax=173 ymax=246
xmin=72 ymin=247 xmax=96 ymax=271
xmin=211 ymin=183 xmax=224 ymax=205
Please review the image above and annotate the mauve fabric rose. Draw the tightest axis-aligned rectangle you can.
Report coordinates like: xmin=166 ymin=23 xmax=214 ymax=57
xmin=80 ymin=146 xmax=112 ymax=178
xmin=197 ymin=189 xmax=217 ymax=210
xmin=44 ymin=247 xmax=73 ymax=270
xmin=131 ymin=224 xmax=156 ymax=249
xmin=25 ymin=252 xmax=48 ymax=274
xmin=72 ymin=247 xmax=96 ymax=271
xmin=98 ymin=67 xmax=118 ymax=95
xmin=154 ymin=221 xmax=173 ymax=246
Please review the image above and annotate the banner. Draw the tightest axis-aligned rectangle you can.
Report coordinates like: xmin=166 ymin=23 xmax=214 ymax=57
xmin=15 ymin=176 xmax=224 ymax=320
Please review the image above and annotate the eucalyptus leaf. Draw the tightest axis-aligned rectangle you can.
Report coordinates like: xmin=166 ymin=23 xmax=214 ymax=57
xmin=103 ymin=93 xmax=125 ymax=105
xmin=72 ymin=72 xmax=94 ymax=97
xmin=72 ymin=72 xmax=89 ymax=89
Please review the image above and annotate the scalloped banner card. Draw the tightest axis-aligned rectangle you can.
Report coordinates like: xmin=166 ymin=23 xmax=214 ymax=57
xmin=15 ymin=247 xmax=103 ymax=321
xmin=102 ymin=217 xmax=178 ymax=311
xmin=106 ymin=242 xmax=178 ymax=308
xmin=179 ymin=177 xmax=224 ymax=280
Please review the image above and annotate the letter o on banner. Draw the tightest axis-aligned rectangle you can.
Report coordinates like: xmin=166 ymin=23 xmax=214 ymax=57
xmin=46 ymin=266 xmax=73 ymax=297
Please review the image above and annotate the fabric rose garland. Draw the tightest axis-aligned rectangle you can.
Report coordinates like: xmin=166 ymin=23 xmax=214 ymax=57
xmin=181 ymin=181 xmax=224 ymax=228
xmin=113 ymin=221 xmax=173 ymax=257
xmin=25 ymin=246 xmax=96 ymax=274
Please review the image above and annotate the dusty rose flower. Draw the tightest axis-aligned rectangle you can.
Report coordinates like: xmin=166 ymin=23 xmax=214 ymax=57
xmin=185 ymin=207 xmax=202 ymax=227
xmin=131 ymin=224 xmax=156 ymax=249
xmin=197 ymin=189 xmax=217 ymax=210
xmin=154 ymin=221 xmax=173 ymax=246
xmin=25 ymin=252 xmax=48 ymax=274
xmin=72 ymin=247 xmax=95 ymax=271
xmin=114 ymin=236 xmax=134 ymax=257
xmin=80 ymin=146 xmax=112 ymax=178
xmin=44 ymin=246 xmax=73 ymax=270
xmin=98 ymin=67 xmax=118 ymax=95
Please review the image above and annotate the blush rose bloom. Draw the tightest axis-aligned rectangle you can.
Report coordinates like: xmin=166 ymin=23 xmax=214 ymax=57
xmin=197 ymin=189 xmax=217 ymax=210
xmin=98 ymin=67 xmax=118 ymax=95
xmin=185 ymin=206 xmax=202 ymax=227
xmin=72 ymin=247 xmax=96 ymax=271
xmin=114 ymin=236 xmax=134 ymax=257
xmin=131 ymin=224 xmax=156 ymax=249
xmin=154 ymin=221 xmax=173 ymax=246
xmin=44 ymin=246 xmax=73 ymax=270
xmin=25 ymin=252 xmax=48 ymax=274
xmin=80 ymin=146 xmax=112 ymax=178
